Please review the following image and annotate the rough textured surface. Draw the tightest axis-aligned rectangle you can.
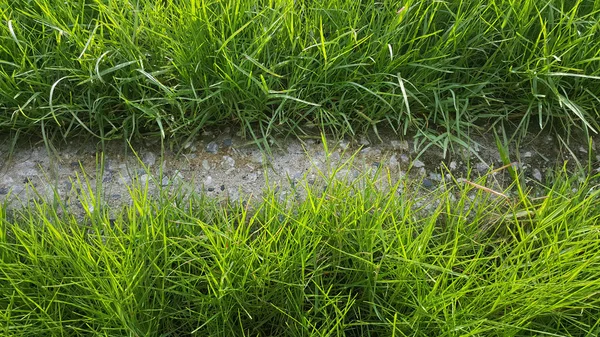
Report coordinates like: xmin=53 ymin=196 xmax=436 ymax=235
xmin=1 ymin=127 xmax=598 ymax=217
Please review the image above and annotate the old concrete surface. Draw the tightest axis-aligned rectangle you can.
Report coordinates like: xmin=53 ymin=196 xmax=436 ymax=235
xmin=1 ymin=127 xmax=598 ymax=218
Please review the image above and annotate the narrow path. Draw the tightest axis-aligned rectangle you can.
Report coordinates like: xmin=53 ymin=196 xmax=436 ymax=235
xmin=1 ymin=128 xmax=597 ymax=217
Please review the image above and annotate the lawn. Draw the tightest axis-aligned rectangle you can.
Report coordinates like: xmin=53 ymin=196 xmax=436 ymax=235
xmin=1 ymin=0 xmax=600 ymax=144
xmin=1 ymin=168 xmax=600 ymax=336
xmin=1 ymin=1 xmax=600 ymax=336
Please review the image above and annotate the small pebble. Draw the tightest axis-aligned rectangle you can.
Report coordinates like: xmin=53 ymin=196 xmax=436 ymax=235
xmin=339 ymin=141 xmax=350 ymax=150
xmin=532 ymin=169 xmax=543 ymax=182
xmin=400 ymin=154 xmax=409 ymax=163
xmin=202 ymin=160 xmax=210 ymax=170
xmin=429 ymin=173 xmax=442 ymax=181
xmin=207 ymin=187 xmax=215 ymax=192
xmin=206 ymin=141 xmax=219 ymax=154
xmin=143 ymin=152 xmax=156 ymax=167
xmin=422 ymin=178 xmax=434 ymax=189
xmin=171 ymin=171 xmax=184 ymax=183
xmin=161 ymin=176 xmax=170 ymax=186
xmin=222 ymin=156 xmax=235 ymax=168
xmin=359 ymin=137 xmax=370 ymax=146
xmin=389 ymin=154 xmax=398 ymax=167
xmin=449 ymin=161 xmax=457 ymax=170
xmin=223 ymin=138 xmax=233 ymax=147
xmin=220 ymin=184 xmax=225 ymax=191
xmin=579 ymin=146 xmax=587 ymax=154
xmin=523 ymin=151 xmax=533 ymax=158
xmin=372 ymin=162 xmax=380 ymax=168
xmin=390 ymin=140 xmax=409 ymax=151
xmin=476 ymin=162 xmax=488 ymax=173
xmin=118 ymin=176 xmax=131 ymax=185
xmin=0 ymin=187 xmax=8 ymax=194
xmin=413 ymin=159 xmax=425 ymax=168
xmin=251 ymin=153 xmax=264 ymax=164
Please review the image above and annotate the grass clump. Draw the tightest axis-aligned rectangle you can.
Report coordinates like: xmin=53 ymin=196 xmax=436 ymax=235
xmin=1 ymin=0 xmax=600 ymax=144
xmin=1 ymin=169 xmax=600 ymax=336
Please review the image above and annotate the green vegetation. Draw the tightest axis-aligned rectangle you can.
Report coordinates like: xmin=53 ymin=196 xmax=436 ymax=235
xmin=2 ymin=0 xmax=600 ymax=145
xmin=1 ymin=168 xmax=600 ymax=336
xmin=2 ymin=1 xmax=600 ymax=335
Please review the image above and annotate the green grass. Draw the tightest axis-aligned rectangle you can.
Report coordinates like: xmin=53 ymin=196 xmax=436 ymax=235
xmin=1 ymin=166 xmax=600 ymax=336
xmin=2 ymin=0 xmax=600 ymax=146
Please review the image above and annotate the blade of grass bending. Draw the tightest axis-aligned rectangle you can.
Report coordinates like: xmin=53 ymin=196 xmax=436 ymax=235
xmin=49 ymin=76 xmax=73 ymax=127
xmin=557 ymin=93 xmax=598 ymax=134
xmin=7 ymin=20 xmax=22 ymax=50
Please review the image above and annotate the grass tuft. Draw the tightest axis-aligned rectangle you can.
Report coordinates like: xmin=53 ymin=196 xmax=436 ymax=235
xmin=1 ymin=167 xmax=600 ymax=336
xmin=1 ymin=0 xmax=600 ymax=145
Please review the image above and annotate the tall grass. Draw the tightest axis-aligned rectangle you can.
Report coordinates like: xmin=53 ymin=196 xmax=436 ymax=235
xmin=1 ymin=167 xmax=600 ymax=336
xmin=1 ymin=0 xmax=600 ymax=143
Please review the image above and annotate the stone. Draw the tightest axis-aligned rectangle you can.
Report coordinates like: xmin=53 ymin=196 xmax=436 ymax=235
xmin=422 ymin=178 xmax=435 ymax=189
xmin=449 ymin=161 xmax=457 ymax=170
xmin=223 ymin=138 xmax=233 ymax=147
xmin=413 ymin=159 xmax=425 ymax=168
xmin=161 ymin=176 xmax=170 ymax=186
xmin=206 ymin=141 xmax=219 ymax=154
xmin=400 ymin=154 xmax=409 ymax=163
xmin=338 ymin=141 xmax=350 ymax=150
xmin=245 ymin=173 xmax=258 ymax=182
xmin=390 ymin=140 xmax=409 ymax=151
xmin=476 ymin=162 xmax=489 ymax=173
xmin=222 ymin=156 xmax=235 ymax=168
xmin=251 ymin=153 xmax=264 ymax=165
xmin=173 ymin=170 xmax=184 ymax=181
xmin=143 ymin=152 xmax=156 ymax=167
xmin=532 ymin=169 xmax=543 ymax=182
xmin=202 ymin=160 xmax=210 ymax=171
xmin=102 ymin=171 xmax=113 ymax=183
xmin=389 ymin=154 xmax=398 ymax=167
xmin=429 ymin=172 xmax=442 ymax=181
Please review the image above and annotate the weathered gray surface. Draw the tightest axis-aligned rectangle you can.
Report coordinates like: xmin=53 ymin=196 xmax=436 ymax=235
xmin=1 ymin=128 xmax=598 ymax=216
